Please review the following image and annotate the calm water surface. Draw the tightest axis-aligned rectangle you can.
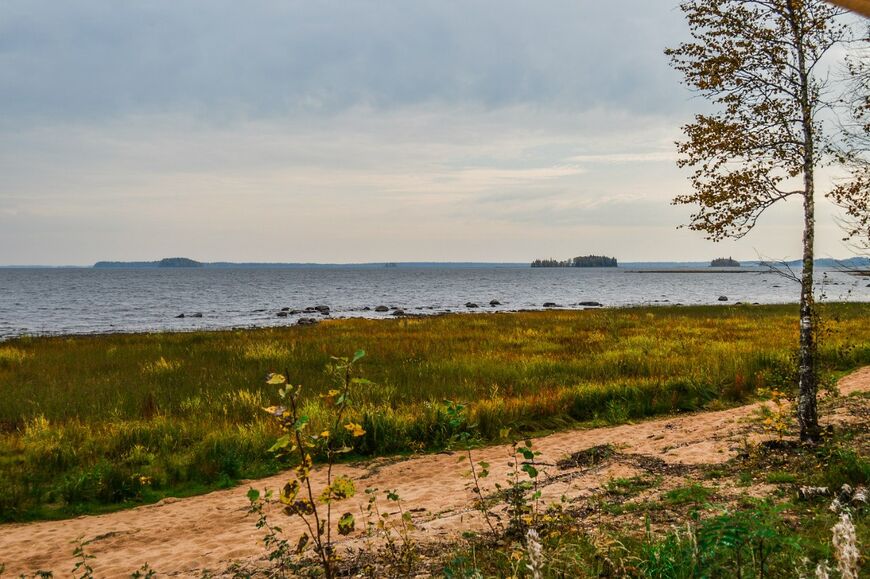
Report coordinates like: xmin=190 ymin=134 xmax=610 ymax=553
xmin=0 ymin=267 xmax=867 ymax=339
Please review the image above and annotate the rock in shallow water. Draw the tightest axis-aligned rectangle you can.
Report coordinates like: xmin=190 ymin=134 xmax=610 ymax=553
xmin=375 ymin=305 xmax=389 ymax=312
xmin=718 ymin=296 xmax=728 ymax=301
xmin=578 ymin=301 xmax=603 ymax=307
xmin=465 ymin=302 xmax=479 ymax=308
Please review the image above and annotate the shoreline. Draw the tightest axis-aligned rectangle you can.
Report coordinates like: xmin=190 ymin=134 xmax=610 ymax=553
xmin=3 ymin=267 xmax=866 ymax=342
xmin=0 ymin=300 xmax=842 ymax=343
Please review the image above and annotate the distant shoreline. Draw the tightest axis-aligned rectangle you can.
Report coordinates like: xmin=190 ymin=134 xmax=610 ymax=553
xmin=626 ymin=269 xmax=758 ymax=274
xmin=0 ymin=302 xmax=815 ymax=343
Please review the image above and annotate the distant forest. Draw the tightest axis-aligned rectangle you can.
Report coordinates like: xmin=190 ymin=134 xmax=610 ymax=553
xmin=531 ymin=255 xmax=618 ymax=268
xmin=710 ymin=257 xmax=740 ymax=267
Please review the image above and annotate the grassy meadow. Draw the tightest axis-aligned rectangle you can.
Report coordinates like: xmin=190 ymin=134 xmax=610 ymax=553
xmin=1 ymin=303 xmax=869 ymax=521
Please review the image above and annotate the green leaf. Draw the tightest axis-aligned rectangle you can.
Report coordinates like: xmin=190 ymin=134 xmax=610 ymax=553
xmin=266 ymin=373 xmax=287 ymax=385
xmin=521 ymin=463 xmax=539 ymax=479
xmin=352 ymin=349 xmax=366 ymax=363
xmin=268 ymin=434 xmax=291 ymax=453
xmin=246 ymin=488 xmax=260 ymax=503
xmin=292 ymin=416 xmax=309 ymax=432
xmin=338 ymin=512 xmax=356 ymax=536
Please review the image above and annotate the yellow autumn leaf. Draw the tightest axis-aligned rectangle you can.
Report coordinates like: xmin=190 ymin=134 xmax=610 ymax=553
xmin=343 ymin=422 xmax=366 ymax=437
xmin=266 ymin=373 xmax=287 ymax=385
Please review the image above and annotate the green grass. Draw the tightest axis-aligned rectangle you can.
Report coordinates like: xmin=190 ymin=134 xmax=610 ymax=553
xmin=662 ymin=483 xmax=715 ymax=505
xmin=1 ymin=303 xmax=869 ymax=521
xmin=605 ymin=476 xmax=661 ymax=497
xmin=765 ymin=471 xmax=798 ymax=484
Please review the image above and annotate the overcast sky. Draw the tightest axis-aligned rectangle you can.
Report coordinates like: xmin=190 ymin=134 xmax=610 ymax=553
xmin=0 ymin=1 xmax=860 ymax=265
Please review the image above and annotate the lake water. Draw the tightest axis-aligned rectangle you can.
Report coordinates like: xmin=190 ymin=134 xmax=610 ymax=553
xmin=0 ymin=267 xmax=867 ymax=339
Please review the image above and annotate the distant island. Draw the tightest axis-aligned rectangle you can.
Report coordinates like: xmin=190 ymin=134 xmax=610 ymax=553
xmin=91 ymin=259 xmax=529 ymax=269
xmin=531 ymin=255 xmax=618 ymax=268
xmin=710 ymin=257 xmax=740 ymax=267
xmin=94 ymin=257 xmax=204 ymax=268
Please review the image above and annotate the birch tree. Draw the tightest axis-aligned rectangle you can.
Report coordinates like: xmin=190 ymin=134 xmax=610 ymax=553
xmin=666 ymin=0 xmax=850 ymax=442
xmin=832 ymin=27 xmax=870 ymax=249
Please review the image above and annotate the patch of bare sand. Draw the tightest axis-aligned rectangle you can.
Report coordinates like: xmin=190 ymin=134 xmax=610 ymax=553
xmin=1 ymin=367 xmax=868 ymax=577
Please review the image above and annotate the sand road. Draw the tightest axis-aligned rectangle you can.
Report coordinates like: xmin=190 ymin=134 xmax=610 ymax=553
xmin=2 ymin=367 xmax=868 ymax=577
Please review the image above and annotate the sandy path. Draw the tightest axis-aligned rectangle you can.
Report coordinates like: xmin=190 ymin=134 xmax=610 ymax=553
xmin=2 ymin=367 xmax=868 ymax=577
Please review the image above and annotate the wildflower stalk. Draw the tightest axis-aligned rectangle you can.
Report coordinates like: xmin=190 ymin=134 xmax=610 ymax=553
xmin=831 ymin=511 xmax=859 ymax=579
xmin=525 ymin=528 xmax=544 ymax=579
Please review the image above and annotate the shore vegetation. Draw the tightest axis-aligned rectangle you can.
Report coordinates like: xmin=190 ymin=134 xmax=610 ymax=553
xmin=1 ymin=304 xmax=869 ymax=522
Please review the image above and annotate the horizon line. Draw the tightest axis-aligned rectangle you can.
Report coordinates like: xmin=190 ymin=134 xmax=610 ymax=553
xmin=1 ymin=256 xmax=867 ymax=269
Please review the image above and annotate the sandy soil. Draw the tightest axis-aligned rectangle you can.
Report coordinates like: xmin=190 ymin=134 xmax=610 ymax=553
xmin=2 ymin=366 xmax=868 ymax=577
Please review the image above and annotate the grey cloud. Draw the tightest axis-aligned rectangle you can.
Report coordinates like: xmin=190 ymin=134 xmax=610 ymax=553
xmin=0 ymin=0 xmax=689 ymax=126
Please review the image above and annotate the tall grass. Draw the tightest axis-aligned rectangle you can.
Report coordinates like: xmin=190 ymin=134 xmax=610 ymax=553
xmin=1 ymin=303 xmax=868 ymax=521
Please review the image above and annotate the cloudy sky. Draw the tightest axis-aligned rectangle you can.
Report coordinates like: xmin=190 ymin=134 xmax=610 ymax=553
xmin=0 ymin=1 xmax=860 ymax=265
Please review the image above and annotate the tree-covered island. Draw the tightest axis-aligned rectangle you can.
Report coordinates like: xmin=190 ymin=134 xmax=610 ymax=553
xmin=710 ymin=257 xmax=740 ymax=267
xmin=531 ymin=255 xmax=618 ymax=268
